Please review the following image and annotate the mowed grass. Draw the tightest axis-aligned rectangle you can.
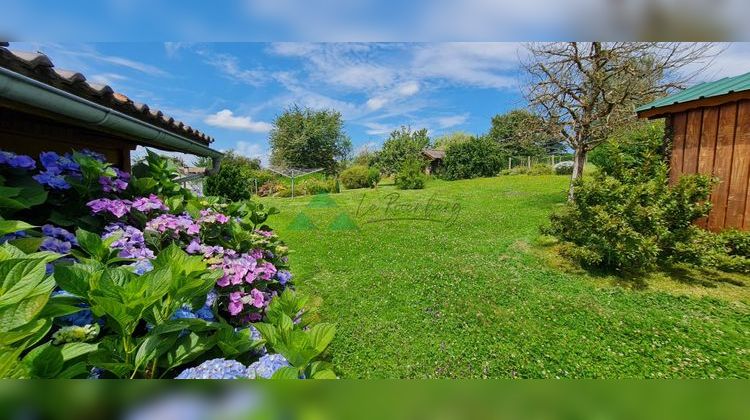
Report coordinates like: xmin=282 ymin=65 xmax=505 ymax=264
xmin=260 ymin=176 xmax=750 ymax=378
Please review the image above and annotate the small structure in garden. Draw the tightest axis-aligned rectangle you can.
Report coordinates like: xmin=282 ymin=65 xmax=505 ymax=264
xmin=0 ymin=43 xmax=222 ymax=170
xmin=637 ymin=71 xmax=750 ymax=231
xmin=422 ymin=148 xmax=445 ymax=175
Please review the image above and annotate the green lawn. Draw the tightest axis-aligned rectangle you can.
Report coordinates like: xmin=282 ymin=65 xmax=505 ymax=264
xmin=260 ymin=175 xmax=750 ymax=378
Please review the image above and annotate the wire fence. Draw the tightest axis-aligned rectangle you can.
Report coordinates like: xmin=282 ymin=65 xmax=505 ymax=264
xmin=506 ymin=154 xmax=576 ymax=170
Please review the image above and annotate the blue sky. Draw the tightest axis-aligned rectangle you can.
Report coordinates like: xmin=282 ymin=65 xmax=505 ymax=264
xmin=10 ymin=42 xmax=750 ymax=164
xmin=12 ymin=42 xmax=530 ymax=163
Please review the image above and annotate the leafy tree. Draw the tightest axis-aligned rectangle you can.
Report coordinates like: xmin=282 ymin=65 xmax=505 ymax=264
xmin=523 ymin=42 xmax=716 ymax=200
xmin=433 ymin=131 xmax=473 ymax=150
xmin=377 ymin=126 xmax=430 ymax=175
xmin=487 ymin=109 xmax=564 ymax=157
xmin=351 ymin=146 xmax=379 ymax=167
xmin=442 ymin=136 xmax=504 ymax=180
xmin=204 ymin=152 xmax=260 ymax=201
xmin=269 ymin=105 xmax=352 ymax=174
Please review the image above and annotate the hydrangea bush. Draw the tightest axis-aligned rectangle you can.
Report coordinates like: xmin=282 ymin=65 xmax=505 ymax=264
xmin=0 ymin=148 xmax=335 ymax=379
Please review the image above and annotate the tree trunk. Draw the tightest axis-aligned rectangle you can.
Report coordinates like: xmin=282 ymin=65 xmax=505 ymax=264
xmin=567 ymin=147 xmax=587 ymax=201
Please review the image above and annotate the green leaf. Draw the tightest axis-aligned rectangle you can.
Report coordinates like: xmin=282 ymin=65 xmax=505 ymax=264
xmin=135 ymin=334 xmax=179 ymax=370
xmin=9 ymin=237 xmax=43 ymax=254
xmin=56 ymin=361 xmax=89 ymax=379
xmin=60 ymin=342 xmax=99 ymax=361
xmin=0 ymin=279 xmax=54 ymax=332
xmin=0 ymin=243 xmax=26 ymax=260
xmin=253 ymin=323 xmax=279 ymax=348
xmin=270 ymin=366 xmax=301 ymax=379
xmin=0 ymin=220 xmax=35 ymax=236
xmin=307 ymin=323 xmax=336 ymax=353
xmin=54 ymin=263 xmax=96 ymax=297
xmin=163 ymin=332 xmax=217 ymax=368
xmin=75 ymin=229 xmax=107 ymax=261
xmin=28 ymin=344 xmax=64 ymax=378
xmin=0 ymin=257 xmax=56 ymax=307
xmin=0 ymin=318 xmax=51 ymax=347
xmin=310 ymin=369 xmax=337 ymax=379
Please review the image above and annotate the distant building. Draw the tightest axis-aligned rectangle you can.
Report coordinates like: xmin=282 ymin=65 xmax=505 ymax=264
xmin=422 ymin=149 xmax=445 ymax=175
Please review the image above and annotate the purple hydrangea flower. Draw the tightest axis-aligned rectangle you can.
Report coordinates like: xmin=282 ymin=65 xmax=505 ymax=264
xmin=40 ymin=237 xmax=72 ymax=254
xmin=41 ymin=225 xmax=77 ymax=244
xmin=197 ymin=209 xmax=230 ymax=224
xmin=0 ymin=151 xmax=36 ymax=170
xmin=103 ymin=224 xmax=154 ymax=259
xmin=81 ymin=149 xmax=106 ymax=162
xmin=145 ymin=213 xmax=200 ymax=236
xmin=185 ymin=239 xmax=202 ymax=254
xmin=175 ymin=358 xmax=248 ymax=380
xmin=131 ymin=194 xmax=168 ymax=213
xmin=246 ymin=354 xmax=291 ymax=379
xmin=87 ymin=198 xmax=132 ymax=218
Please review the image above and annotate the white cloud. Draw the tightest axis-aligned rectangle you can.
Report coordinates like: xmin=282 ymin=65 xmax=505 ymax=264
xmin=366 ymin=81 xmax=420 ymax=111
xmin=199 ymin=50 xmax=268 ymax=86
xmin=411 ymin=43 xmax=521 ymax=89
xmin=232 ymin=141 xmax=270 ymax=166
xmin=363 ymin=122 xmax=396 ymax=136
xmin=88 ymin=73 xmax=128 ymax=86
xmin=435 ymin=114 xmax=468 ymax=129
xmin=204 ymin=109 xmax=273 ymax=133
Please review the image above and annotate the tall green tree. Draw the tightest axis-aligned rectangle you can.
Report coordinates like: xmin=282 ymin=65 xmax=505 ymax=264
xmin=376 ymin=126 xmax=430 ymax=175
xmin=269 ymin=105 xmax=352 ymax=173
xmin=487 ymin=109 xmax=564 ymax=157
xmin=433 ymin=131 xmax=473 ymax=150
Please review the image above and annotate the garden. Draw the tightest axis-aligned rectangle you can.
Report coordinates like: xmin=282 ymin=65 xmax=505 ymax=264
xmin=0 ymin=149 xmax=335 ymax=379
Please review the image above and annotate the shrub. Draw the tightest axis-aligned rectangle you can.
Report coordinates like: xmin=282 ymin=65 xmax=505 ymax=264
xmin=340 ymin=165 xmax=380 ymax=189
xmin=543 ymin=120 xmax=720 ymax=273
xmin=300 ymin=177 xmax=337 ymax=195
xmin=394 ymin=158 xmax=426 ymax=190
xmin=554 ymin=161 xmax=574 ymax=175
xmin=528 ymin=163 xmax=553 ymax=175
xmin=442 ymin=136 xmax=504 ymax=180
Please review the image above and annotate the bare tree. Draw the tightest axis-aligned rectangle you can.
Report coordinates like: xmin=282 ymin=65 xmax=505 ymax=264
xmin=523 ymin=42 xmax=718 ymax=200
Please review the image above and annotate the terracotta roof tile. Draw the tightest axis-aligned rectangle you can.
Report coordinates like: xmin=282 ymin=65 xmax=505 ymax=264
xmin=0 ymin=45 xmax=214 ymax=146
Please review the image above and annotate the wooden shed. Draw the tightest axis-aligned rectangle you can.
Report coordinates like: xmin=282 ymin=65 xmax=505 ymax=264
xmin=0 ymin=43 xmax=222 ymax=171
xmin=637 ymin=72 xmax=750 ymax=232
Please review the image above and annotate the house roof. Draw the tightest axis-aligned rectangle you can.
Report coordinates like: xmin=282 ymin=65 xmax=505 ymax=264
xmin=422 ymin=149 xmax=446 ymax=160
xmin=0 ymin=45 xmax=215 ymax=146
xmin=636 ymin=71 xmax=750 ymax=117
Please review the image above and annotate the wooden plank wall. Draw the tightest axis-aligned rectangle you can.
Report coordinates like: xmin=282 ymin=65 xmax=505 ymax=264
xmin=670 ymin=99 xmax=750 ymax=231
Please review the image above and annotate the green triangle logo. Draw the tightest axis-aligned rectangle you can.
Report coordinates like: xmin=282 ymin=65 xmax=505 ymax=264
xmin=308 ymin=192 xmax=337 ymax=208
xmin=329 ymin=212 xmax=359 ymax=231
xmin=288 ymin=212 xmax=317 ymax=231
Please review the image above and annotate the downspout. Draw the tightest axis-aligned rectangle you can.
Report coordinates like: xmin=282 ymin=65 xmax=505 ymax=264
xmin=0 ymin=66 xmax=223 ymax=171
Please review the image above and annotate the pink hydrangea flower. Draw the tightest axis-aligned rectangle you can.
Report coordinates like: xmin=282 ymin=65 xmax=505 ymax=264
xmin=228 ymin=291 xmax=245 ymax=316
xmin=250 ymin=288 xmax=265 ymax=308
xmin=197 ymin=209 xmax=230 ymax=225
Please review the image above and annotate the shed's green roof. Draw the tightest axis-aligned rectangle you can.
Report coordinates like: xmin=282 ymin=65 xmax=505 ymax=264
xmin=636 ymin=71 xmax=750 ymax=113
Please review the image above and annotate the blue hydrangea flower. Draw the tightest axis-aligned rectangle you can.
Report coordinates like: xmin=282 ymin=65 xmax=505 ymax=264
xmin=0 ymin=230 xmax=27 ymax=243
xmin=175 ymin=358 xmax=248 ymax=379
xmin=129 ymin=259 xmax=154 ymax=275
xmin=33 ymin=170 xmax=71 ymax=190
xmin=246 ymin=354 xmax=291 ymax=379
xmin=40 ymin=237 xmax=72 ymax=254
xmin=276 ymin=270 xmax=292 ymax=285
xmin=194 ymin=306 xmax=215 ymax=322
xmin=171 ymin=307 xmax=197 ymax=320
xmin=0 ymin=151 xmax=36 ymax=170
xmin=205 ymin=289 xmax=218 ymax=307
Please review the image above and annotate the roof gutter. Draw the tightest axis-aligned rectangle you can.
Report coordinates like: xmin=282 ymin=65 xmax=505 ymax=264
xmin=0 ymin=66 xmax=224 ymax=164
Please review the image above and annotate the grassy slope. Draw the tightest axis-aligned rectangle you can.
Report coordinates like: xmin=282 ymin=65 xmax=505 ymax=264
xmin=260 ymin=176 xmax=750 ymax=378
